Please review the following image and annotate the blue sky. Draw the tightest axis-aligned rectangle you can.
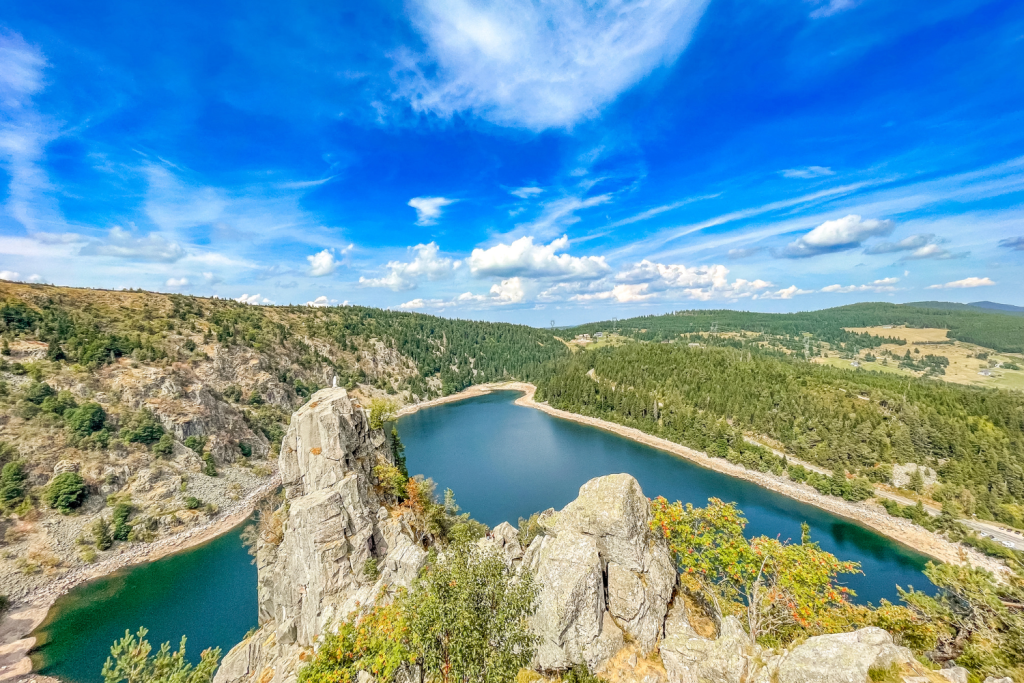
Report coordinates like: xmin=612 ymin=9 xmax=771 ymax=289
xmin=0 ymin=0 xmax=1021 ymax=325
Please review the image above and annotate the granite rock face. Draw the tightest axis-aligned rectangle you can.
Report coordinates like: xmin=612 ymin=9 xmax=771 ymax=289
xmin=525 ymin=474 xmax=675 ymax=672
xmin=215 ymin=388 xmax=427 ymax=683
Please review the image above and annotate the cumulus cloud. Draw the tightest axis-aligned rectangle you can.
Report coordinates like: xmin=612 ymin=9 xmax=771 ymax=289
xmin=307 ymin=249 xmax=338 ymax=277
xmin=408 ymin=196 xmax=456 ymax=225
xmin=397 ymin=277 xmax=526 ymax=310
xmin=394 ymin=0 xmax=710 ymax=129
xmin=781 ymin=166 xmax=835 ymax=179
xmin=235 ymin=293 xmax=274 ymax=304
xmin=469 ymin=235 xmax=609 ymax=280
xmin=510 ymin=186 xmax=543 ymax=199
xmin=78 ymin=226 xmax=186 ymax=262
xmin=999 ymin=236 xmax=1024 ymax=251
xmin=359 ymin=242 xmax=460 ymax=290
xmin=306 ymin=296 xmax=334 ymax=307
xmin=927 ymin=277 xmax=995 ymax=289
xmin=779 ymin=214 xmax=894 ymax=258
xmin=821 ymin=277 xmax=900 ymax=293
xmin=165 ymin=277 xmax=190 ymax=287
xmin=0 ymin=270 xmax=19 ymax=281
xmin=569 ymin=259 xmax=777 ymax=303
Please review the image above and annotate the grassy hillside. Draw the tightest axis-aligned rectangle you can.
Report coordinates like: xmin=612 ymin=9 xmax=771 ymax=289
xmin=568 ymin=302 xmax=1024 ymax=354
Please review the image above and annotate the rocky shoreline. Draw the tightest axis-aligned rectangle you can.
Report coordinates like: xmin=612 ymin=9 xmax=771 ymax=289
xmin=0 ymin=475 xmax=280 ymax=683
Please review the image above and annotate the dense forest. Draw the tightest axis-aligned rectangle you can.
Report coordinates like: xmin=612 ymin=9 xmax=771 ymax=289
xmin=567 ymin=302 xmax=1024 ymax=354
xmin=537 ymin=343 xmax=1024 ymax=525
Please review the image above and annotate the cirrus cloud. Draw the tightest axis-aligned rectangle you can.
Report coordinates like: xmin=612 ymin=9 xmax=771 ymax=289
xmin=394 ymin=0 xmax=711 ymax=129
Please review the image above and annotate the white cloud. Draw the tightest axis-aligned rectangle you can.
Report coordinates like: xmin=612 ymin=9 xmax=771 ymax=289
xmin=0 ymin=270 xmax=19 ymax=281
xmin=510 ymin=186 xmax=543 ymax=199
xmin=306 ymin=296 xmax=331 ymax=307
xmin=489 ymin=277 xmax=526 ymax=303
xmin=756 ymin=285 xmax=815 ymax=300
xmin=727 ymin=247 xmax=763 ymax=259
xmin=927 ymin=277 xmax=995 ymax=289
xmin=821 ymin=277 xmax=900 ymax=294
xmin=569 ymin=259 xmax=776 ymax=303
xmin=165 ymin=277 xmax=190 ymax=287
xmin=397 ymin=277 xmax=527 ymax=311
xmin=79 ymin=226 xmax=187 ymax=262
xmin=307 ymin=249 xmax=338 ymax=277
xmin=26 ymin=273 xmax=41 ymax=283
xmin=780 ymin=214 xmax=895 ymax=258
xmin=235 ymin=293 xmax=274 ymax=304
xmin=359 ymin=242 xmax=459 ymax=290
xmin=394 ymin=0 xmax=710 ymax=129
xmin=408 ymin=196 xmax=457 ymax=225
xmin=202 ymin=272 xmax=223 ymax=284
xmin=469 ymin=235 xmax=609 ymax=280
xmin=781 ymin=166 xmax=835 ymax=179
xmin=811 ymin=0 xmax=858 ymax=18
xmin=863 ymin=233 xmax=963 ymax=260
xmin=515 ymin=193 xmax=612 ymax=239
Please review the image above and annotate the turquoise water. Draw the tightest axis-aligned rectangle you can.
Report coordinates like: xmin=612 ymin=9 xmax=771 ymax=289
xmin=397 ymin=390 xmax=934 ymax=605
xmin=31 ymin=518 xmax=258 ymax=683
xmin=33 ymin=389 xmax=934 ymax=682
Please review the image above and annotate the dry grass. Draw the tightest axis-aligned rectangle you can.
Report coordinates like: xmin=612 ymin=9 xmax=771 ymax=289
xmin=808 ymin=326 xmax=1024 ymax=392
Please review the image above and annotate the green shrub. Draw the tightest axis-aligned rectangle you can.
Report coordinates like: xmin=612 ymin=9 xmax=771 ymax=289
xmin=92 ymin=516 xmax=113 ymax=550
xmin=184 ymin=435 xmax=206 ymax=452
xmin=15 ymin=400 xmax=40 ymax=420
xmin=24 ymin=381 xmax=55 ymax=405
xmin=184 ymin=496 xmax=203 ymax=510
xmin=0 ymin=461 xmax=27 ymax=511
xmin=112 ymin=502 xmax=133 ymax=541
xmin=41 ymin=390 xmax=77 ymax=416
xmin=46 ymin=472 xmax=87 ymax=513
xmin=222 ymin=385 xmax=242 ymax=402
xmin=362 ymin=558 xmax=379 ymax=581
xmin=66 ymin=402 xmax=107 ymax=438
xmin=152 ymin=433 xmax=174 ymax=457
xmin=238 ymin=442 xmax=252 ymax=458
xmin=119 ymin=409 xmax=165 ymax=445
xmin=202 ymin=453 xmax=217 ymax=477
xmin=374 ymin=464 xmax=407 ymax=499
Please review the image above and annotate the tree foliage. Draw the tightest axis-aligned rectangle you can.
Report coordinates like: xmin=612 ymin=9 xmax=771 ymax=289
xmin=101 ymin=627 xmax=220 ymax=683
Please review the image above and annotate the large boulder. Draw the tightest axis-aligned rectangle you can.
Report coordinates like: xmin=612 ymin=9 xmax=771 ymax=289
xmin=774 ymin=627 xmax=915 ymax=683
xmin=661 ymin=602 xmax=754 ymax=683
xmin=527 ymin=474 xmax=675 ymax=672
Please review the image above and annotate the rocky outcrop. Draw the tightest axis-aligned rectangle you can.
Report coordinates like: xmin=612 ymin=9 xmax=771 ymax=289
xmin=522 ymin=474 xmax=676 ymax=672
xmin=215 ymin=388 xmax=427 ymax=683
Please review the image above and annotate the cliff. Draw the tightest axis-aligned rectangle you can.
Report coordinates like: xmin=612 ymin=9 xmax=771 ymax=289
xmin=215 ymin=390 xmax=967 ymax=683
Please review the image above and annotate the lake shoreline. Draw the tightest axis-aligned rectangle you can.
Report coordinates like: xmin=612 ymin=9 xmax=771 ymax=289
xmin=405 ymin=381 xmax=1005 ymax=576
xmin=0 ymin=476 xmax=280 ymax=683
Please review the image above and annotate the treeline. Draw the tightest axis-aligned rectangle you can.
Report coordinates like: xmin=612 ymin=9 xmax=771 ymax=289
xmin=567 ymin=302 xmax=1024 ymax=354
xmin=536 ymin=343 xmax=1024 ymax=523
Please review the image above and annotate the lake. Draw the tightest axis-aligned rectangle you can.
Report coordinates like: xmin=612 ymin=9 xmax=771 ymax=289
xmin=33 ymin=389 xmax=933 ymax=682
xmin=397 ymin=390 xmax=933 ymax=605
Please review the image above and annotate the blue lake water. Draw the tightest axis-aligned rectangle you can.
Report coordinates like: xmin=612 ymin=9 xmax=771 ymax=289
xmin=397 ymin=390 xmax=934 ymax=605
xmin=33 ymin=388 xmax=934 ymax=682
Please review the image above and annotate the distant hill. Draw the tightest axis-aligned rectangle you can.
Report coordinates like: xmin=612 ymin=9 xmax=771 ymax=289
xmin=569 ymin=302 xmax=1024 ymax=354
xmin=969 ymin=300 xmax=1024 ymax=315
xmin=906 ymin=300 xmax=1024 ymax=317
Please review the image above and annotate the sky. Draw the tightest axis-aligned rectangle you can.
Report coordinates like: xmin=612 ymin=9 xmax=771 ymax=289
xmin=0 ymin=0 xmax=1022 ymax=326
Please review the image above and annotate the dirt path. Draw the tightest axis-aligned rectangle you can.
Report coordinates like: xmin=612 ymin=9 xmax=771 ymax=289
xmin=0 ymin=476 xmax=280 ymax=683
xmin=401 ymin=382 xmax=1007 ymax=576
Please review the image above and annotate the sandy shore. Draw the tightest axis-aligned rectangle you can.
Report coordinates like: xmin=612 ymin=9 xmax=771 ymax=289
xmin=0 ymin=476 xmax=280 ymax=683
xmin=400 ymin=382 xmax=1005 ymax=576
